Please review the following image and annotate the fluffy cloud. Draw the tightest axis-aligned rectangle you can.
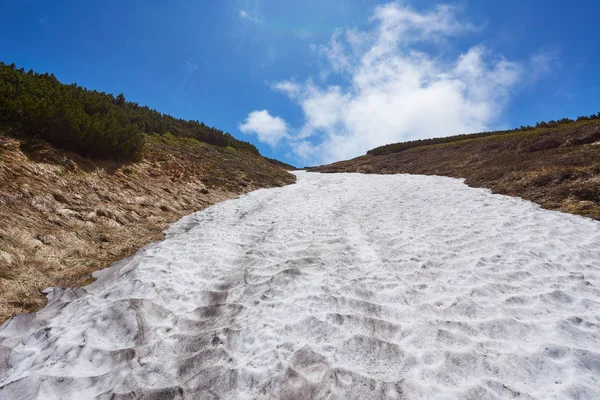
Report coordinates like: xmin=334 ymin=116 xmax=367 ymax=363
xmin=243 ymin=3 xmax=526 ymax=164
xmin=239 ymin=110 xmax=290 ymax=147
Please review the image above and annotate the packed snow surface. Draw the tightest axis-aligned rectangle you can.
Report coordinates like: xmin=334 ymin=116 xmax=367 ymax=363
xmin=2 ymin=172 xmax=600 ymax=399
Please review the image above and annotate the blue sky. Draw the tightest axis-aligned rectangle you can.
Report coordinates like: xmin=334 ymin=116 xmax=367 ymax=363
xmin=1 ymin=0 xmax=599 ymax=166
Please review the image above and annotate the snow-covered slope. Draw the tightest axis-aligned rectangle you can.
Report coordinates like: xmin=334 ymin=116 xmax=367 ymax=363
xmin=1 ymin=172 xmax=600 ymax=399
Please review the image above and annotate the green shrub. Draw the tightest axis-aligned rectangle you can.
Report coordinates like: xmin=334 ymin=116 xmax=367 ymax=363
xmin=0 ymin=62 xmax=259 ymax=159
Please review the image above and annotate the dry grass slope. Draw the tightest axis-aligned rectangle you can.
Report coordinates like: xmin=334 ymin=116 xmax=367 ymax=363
xmin=0 ymin=133 xmax=295 ymax=323
xmin=311 ymin=120 xmax=600 ymax=220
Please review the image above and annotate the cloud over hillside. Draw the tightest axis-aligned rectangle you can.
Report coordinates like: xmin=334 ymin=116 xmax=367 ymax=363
xmin=241 ymin=3 xmax=549 ymax=164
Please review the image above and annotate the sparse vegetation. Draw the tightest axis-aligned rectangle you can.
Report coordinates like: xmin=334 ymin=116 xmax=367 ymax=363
xmin=312 ymin=119 xmax=600 ymax=220
xmin=0 ymin=133 xmax=295 ymax=323
xmin=0 ymin=62 xmax=296 ymax=322
xmin=367 ymin=112 xmax=600 ymax=156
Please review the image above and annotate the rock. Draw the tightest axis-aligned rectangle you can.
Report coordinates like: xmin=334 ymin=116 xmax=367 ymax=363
xmin=52 ymin=193 xmax=69 ymax=204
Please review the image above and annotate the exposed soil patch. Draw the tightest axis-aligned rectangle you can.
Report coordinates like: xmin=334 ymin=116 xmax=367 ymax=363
xmin=0 ymin=134 xmax=295 ymax=323
xmin=311 ymin=120 xmax=600 ymax=220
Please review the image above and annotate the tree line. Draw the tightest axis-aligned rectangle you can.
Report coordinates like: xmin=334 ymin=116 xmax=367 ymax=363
xmin=0 ymin=62 xmax=259 ymax=159
xmin=367 ymin=112 xmax=600 ymax=156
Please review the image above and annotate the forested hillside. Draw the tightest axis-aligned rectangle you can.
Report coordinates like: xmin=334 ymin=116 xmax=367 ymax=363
xmin=0 ymin=62 xmax=258 ymax=159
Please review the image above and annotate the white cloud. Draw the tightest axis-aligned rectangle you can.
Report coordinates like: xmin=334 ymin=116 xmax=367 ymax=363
xmin=272 ymin=81 xmax=301 ymax=97
xmin=239 ymin=110 xmax=290 ymax=147
xmin=239 ymin=10 xmax=249 ymax=19
xmin=273 ymin=3 xmax=522 ymax=162
xmin=319 ymin=30 xmax=353 ymax=74
xmin=245 ymin=2 xmax=530 ymax=164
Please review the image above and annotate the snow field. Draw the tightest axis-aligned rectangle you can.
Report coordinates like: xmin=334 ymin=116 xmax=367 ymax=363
xmin=1 ymin=171 xmax=600 ymax=399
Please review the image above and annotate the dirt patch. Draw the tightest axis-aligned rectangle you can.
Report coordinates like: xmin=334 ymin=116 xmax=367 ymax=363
xmin=311 ymin=120 xmax=600 ymax=220
xmin=0 ymin=134 xmax=295 ymax=323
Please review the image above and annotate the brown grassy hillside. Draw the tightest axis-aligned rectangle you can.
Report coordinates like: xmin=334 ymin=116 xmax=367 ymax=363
xmin=0 ymin=133 xmax=295 ymax=323
xmin=311 ymin=119 xmax=600 ymax=220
